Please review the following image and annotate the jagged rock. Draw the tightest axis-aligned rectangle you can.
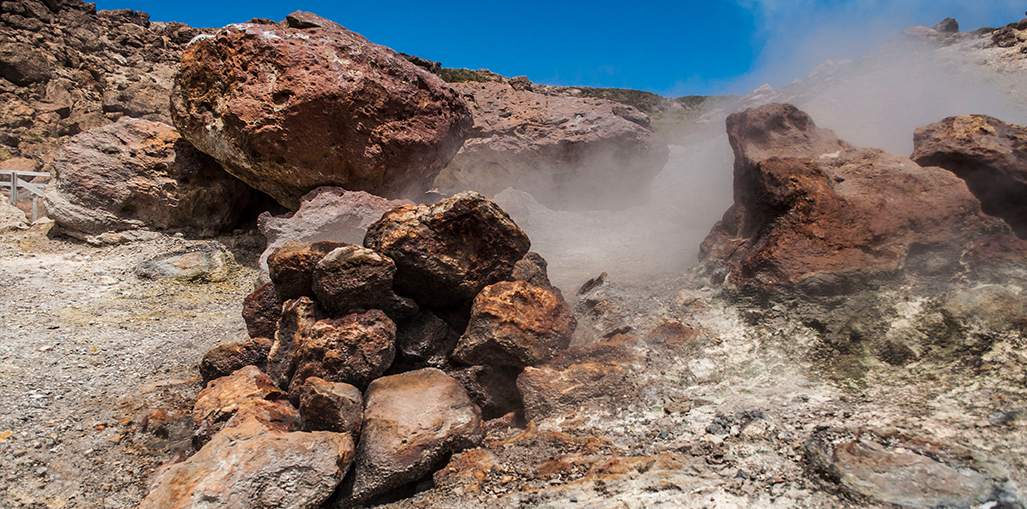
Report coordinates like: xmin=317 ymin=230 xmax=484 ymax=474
xmin=805 ymin=428 xmax=1024 ymax=508
xmin=452 ymin=281 xmax=576 ymax=368
xmin=267 ymin=241 xmax=347 ymax=301
xmin=0 ymin=42 xmax=51 ymax=86
xmin=170 ymin=12 xmax=472 ymax=209
xmin=257 ymin=187 xmax=411 ymax=278
xmin=134 ymin=243 xmax=233 ymax=282
xmin=312 ymin=245 xmax=416 ymax=319
xmin=0 ymin=199 xmax=28 ymax=230
xmin=343 ymin=368 xmax=483 ymax=504
xmin=433 ymin=81 xmax=669 ymax=210
xmin=449 ymin=364 xmax=523 ymax=420
xmin=43 ymin=118 xmax=257 ymax=238
xmin=510 ymin=251 xmax=562 ymax=301
xmin=911 ymin=114 xmax=1027 ymax=238
xmin=140 ymin=416 xmax=354 ymax=509
xmin=295 ymin=377 xmax=363 ymax=436
xmin=699 ymin=103 xmax=1011 ymax=294
xmin=393 ymin=310 xmax=460 ymax=372
xmin=192 ymin=366 xmax=285 ymax=443
xmin=364 ymin=191 xmax=531 ymax=308
xmin=199 ymin=337 xmax=274 ymax=383
xmin=242 ymin=282 xmax=282 ymax=340
xmin=288 ymin=310 xmax=396 ymax=396
xmin=266 ymin=297 xmax=325 ymax=388
xmin=932 ymin=18 xmax=959 ymax=33
xmin=220 ymin=398 xmax=302 ymax=436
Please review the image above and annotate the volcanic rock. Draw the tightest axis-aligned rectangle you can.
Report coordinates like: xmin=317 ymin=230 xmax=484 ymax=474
xmin=295 ymin=377 xmax=363 ymax=436
xmin=312 ymin=245 xmax=416 ymax=319
xmin=0 ymin=42 xmax=51 ymax=86
xmin=220 ymin=398 xmax=302 ymax=436
xmin=449 ymin=364 xmax=523 ymax=420
xmin=140 ymin=416 xmax=354 ymax=509
xmin=364 ymin=191 xmax=531 ymax=308
xmin=452 ymin=281 xmax=576 ymax=368
xmin=344 ymin=368 xmax=483 ymax=504
xmin=43 ymin=118 xmax=257 ymax=239
xmin=510 ymin=251 xmax=563 ymax=301
xmin=0 ymin=199 xmax=28 ymax=230
xmin=267 ymin=241 xmax=347 ymax=301
xmin=170 ymin=12 xmax=472 ymax=209
xmin=257 ymin=187 xmax=411 ymax=278
xmin=192 ymin=366 xmax=285 ymax=442
xmin=433 ymin=81 xmax=669 ymax=210
xmin=266 ymin=297 xmax=325 ymax=388
xmin=393 ymin=310 xmax=460 ymax=372
xmin=242 ymin=282 xmax=282 ymax=340
xmin=932 ymin=18 xmax=959 ymax=34
xmin=288 ymin=310 xmax=396 ymax=396
xmin=699 ymin=103 xmax=1010 ymax=294
xmin=911 ymin=114 xmax=1027 ymax=238
xmin=199 ymin=337 xmax=273 ymax=383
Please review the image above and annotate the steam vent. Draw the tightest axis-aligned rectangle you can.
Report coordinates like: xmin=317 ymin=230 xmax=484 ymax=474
xmin=3 ymin=4 xmax=1027 ymax=509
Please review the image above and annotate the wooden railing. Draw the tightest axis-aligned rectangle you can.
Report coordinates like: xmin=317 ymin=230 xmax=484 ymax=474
xmin=1 ymin=170 xmax=50 ymax=222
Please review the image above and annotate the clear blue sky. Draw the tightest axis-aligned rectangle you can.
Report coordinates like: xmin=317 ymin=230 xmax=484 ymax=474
xmin=94 ymin=0 xmax=1025 ymax=96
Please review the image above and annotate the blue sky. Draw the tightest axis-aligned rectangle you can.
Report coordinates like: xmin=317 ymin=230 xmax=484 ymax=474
xmin=95 ymin=0 xmax=1024 ymax=96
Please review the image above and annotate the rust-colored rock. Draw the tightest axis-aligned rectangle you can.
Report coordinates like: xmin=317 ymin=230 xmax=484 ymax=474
xmin=295 ymin=377 xmax=363 ymax=436
xmin=434 ymin=81 xmax=669 ymax=210
xmin=364 ymin=191 xmax=531 ymax=308
xmin=911 ymin=114 xmax=1027 ymax=238
xmin=192 ymin=366 xmax=285 ymax=443
xmin=344 ymin=368 xmax=483 ymax=504
xmin=699 ymin=104 xmax=1011 ymax=294
xmin=449 ymin=364 xmax=523 ymax=421
xmin=140 ymin=416 xmax=354 ymax=509
xmin=268 ymin=241 xmax=346 ymax=301
xmin=452 ymin=281 xmax=577 ymax=368
xmin=288 ymin=310 xmax=396 ymax=396
xmin=266 ymin=297 xmax=325 ymax=388
xmin=241 ymin=282 xmax=282 ymax=340
xmin=170 ymin=12 xmax=472 ymax=209
xmin=199 ymin=337 xmax=273 ymax=383
xmin=312 ymin=245 xmax=416 ymax=319
xmin=43 ymin=118 xmax=258 ymax=238
xmin=510 ymin=251 xmax=563 ymax=301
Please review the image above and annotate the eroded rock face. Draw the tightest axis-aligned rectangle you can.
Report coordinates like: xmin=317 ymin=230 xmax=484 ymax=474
xmin=43 ymin=118 xmax=257 ymax=238
xmin=911 ymin=114 xmax=1027 ymax=239
xmin=452 ymin=281 xmax=577 ymax=368
xmin=364 ymin=191 xmax=531 ymax=308
xmin=699 ymin=103 xmax=1011 ymax=294
xmin=287 ymin=310 xmax=397 ymax=395
xmin=266 ymin=297 xmax=325 ymax=388
xmin=170 ymin=12 xmax=472 ymax=209
xmin=345 ymin=368 xmax=483 ymax=504
xmin=140 ymin=417 xmax=354 ymax=509
xmin=434 ymin=81 xmax=669 ymax=210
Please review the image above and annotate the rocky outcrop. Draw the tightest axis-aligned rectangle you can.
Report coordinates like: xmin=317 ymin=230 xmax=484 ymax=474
xmin=699 ymin=103 xmax=1012 ymax=294
xmin=257 ymin=187 xmax=411 ymax=278
xmin=911 ymin=114 xmax=1027 ymax=239
xmin=434 ymin=81 xmax=669 ymax=210
xmin=43 ymin=118 xmax=258 ymax=239
xmin=364 ymin=191 xmax=531 ymax=308
xmin=343 ymin=368 xmax=483 ymax=504
xmin=171 ymin=12 xmax=472 ymax=209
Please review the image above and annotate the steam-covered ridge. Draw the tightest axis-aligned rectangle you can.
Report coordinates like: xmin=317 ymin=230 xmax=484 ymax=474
xmin=3 ymin=4 xmax=1027 ymax=509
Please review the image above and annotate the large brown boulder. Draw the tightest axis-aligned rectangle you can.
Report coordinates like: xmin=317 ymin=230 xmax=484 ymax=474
xmin=295 ymin=377 xmax=364 ymax=436
xmin=311 ymin=245 xmax=416 ymax=319
xmin=199 ymin=337 xmax=273 ymax=383
xmin=911 ymin=114 xmax=1027 ymax=239
xmin=343 ymin=368 xmax=483 ymax=504
xmin=433 ymin=81 xmax=669 ymax=210
xmin=452 ymin=281 xmax=577 ymax=368
xmin=267 ymin=241 xmax=347 ymax=301
xmin=287 ymin=310 xmax=397 ymax=396
xmin=0 ymin=42 xmax=51 ymax=86
xmin=699 ymin=104 xmax=1011 ymax=294
xmin=140 ymin=416 xmax=354 ymax=509
xmin=42 ymin=118 xmax=257 ymax=239
xmin=170 ymin=12 xmax=473 ymax=209
xmin=363 ymin=191 xmax=531 ymax=308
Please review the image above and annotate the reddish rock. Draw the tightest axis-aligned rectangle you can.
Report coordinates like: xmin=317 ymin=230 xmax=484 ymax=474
xmin=199 ymin=337 xmax=273 ymax=383
xmin=452 ymin=281 xmax=577 ymax=368
xmin=241 ymin=282 xmax=282 ymax=340
xmin=257 ymin=187 xmax=411 ymax=277
xmin=192 ymin=366 xmax=285 ymax=442
xmin=295 ymin=377 xmax=363 ymax=436
xmin=266 ymin=297 xmax=325 ymax=388
xmin=449 ymin=364 xmax=524 ymax=420
xmin=344 ymin=368 xmax=483 ymax=504
xmin=0 ymin=42 xmax=51 ymax=86
xmin=699 ymin=104 xmax=1010 ymax=293
xmin=510 ymin=251 xmax=563 ymax=301
xmin=140 ymin=416 xmax=354 ymax=509
xmin=911 ymin=114 xmax=1027 ymax=238
xmin=288 ymin=310 xmax=396 ymax=396
xmin=312 ymin=245 xmax=416 ymax=319
xmin=434 ymin=81 xmax=669 ymax=210
xmin=42 ymin=118 xmax=257 ymax=239
xmin=267 ymin=241 xmax=346 ymax=301
xmin=364 ymin=191 xmax=531 ymax=308
xmin=220 ymin=398 xmax=302 ymax=434
xmin=170 ymin=12 xmax=472 ymax=209
xmin=393 ymin=310 xmax=460 ymax=372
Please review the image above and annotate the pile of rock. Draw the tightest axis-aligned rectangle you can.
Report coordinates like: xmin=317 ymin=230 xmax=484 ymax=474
xmin=141 ymin=191 xmax=576 ymax=507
